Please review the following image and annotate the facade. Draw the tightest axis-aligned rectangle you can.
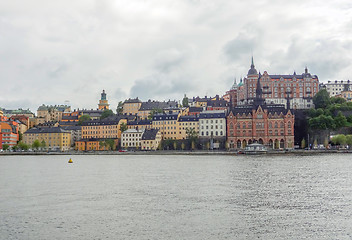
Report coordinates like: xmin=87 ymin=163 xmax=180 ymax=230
xmin=0 ymin=108 xmax=34 ymax=118
xmin=227 ymin=75 xmax=295 ymax=150
xmin=62 ymin=126 xmax=82 ymax=146
xmin=199 ymin=111 xmax=226 ymax=139
xmin=75 ymin=138 xmax=118 ymax=151
xmin=98 ymin=90 xmax=109 ymax=110
xmin=0 ymin=122 xmax=19 ymax=148
xmin=37 ymin=105 xmax=71 ymax=123
xmin=121 ymin=129 xmax=144 ymax=149
xmin=141 ymin=129 xmax=161 ymax=150
xmin=137 ymin=100 xmax=178 ymax=119
xmin=152 ymin=113 xmax=181 ymax=140
xmin=223 ymin=79 xmax=239 ymax=108
xmin=178 ymin=115 xmax=199 ymax=140
xmin=206 ymin=95 xmax=230 ymax=112
xmin=81 ymin=117 xmax=127 ymax=140
xmin=237 ymin=58 xmax=319 ymax=109
xmin=127 ymin=119 xmax=152 ymax=130
xmin=336 ymin=90 xmax=352 ymax=102
xmin=322 ymin=80 xmax=352 ymax=97
xmin=23 ymin=127 xmax=71 ymax=151
xmin=122 ymin=98 xmax=142 ymax=115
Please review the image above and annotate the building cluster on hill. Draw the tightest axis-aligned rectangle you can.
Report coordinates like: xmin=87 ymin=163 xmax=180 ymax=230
xmin=4 ymin=58 xmax=350 ymax=152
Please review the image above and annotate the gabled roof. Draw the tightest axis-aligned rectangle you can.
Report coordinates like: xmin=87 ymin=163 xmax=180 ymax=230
xmin=139 ymin=100 xmax=178 ymax=111
xmin=24 ymin=127 xmax=70 ymax=134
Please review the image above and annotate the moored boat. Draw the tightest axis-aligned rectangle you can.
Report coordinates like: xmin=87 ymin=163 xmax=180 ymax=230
xmin=244 ymin=143 xmax=267 ymax=155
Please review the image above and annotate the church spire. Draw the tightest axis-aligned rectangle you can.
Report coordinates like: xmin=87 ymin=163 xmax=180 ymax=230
xmin=247 ymin=56 xmax=258 ymax=76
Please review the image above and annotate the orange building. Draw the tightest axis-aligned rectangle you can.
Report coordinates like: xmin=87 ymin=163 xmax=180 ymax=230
xmin=75 ymin=138 xmax=118 ymax=151
xmin=0 ymin=122 xmax=19 ymax=148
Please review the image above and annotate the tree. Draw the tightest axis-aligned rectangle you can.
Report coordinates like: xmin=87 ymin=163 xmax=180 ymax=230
xmin=99 ymin=141 xmax=107 ymax=150
xmin=18 ymin=142 xmax=29 ymax=151
xmin=346 ymin=135 xmax=352 ymax=146
xmin=181 ymin=142 xmax=185 ymax=150
xmin=173 ymin=141 xmax=177 ymax=150
xmin=2 ymin=144 xmax=9 ymax=151
xmin=313 ymin=89 xmax=331 ymax=109
xmin=106 ymin=139 xmax=116 ymax=150
xmin=116 ymin=101 xmax=124 ymax=115
xmin=32 ymin=140 xmax=41 ymax=150
xmin=331 ymin=97 xmax=346 ymax=104
xmin=18 ymin=131 xmax=23 ymax=142
xmin=41 ymin=140 xmax=46 ymax=150
xmin=331 ymin=134 xmax=346 ymax=146
xmin=100 ymin=109 xmax=114 ymax=120
xmin=120 ymin=122 xmax=128 ymax=133
xmin=334 ymin=111 xmax=347 ymax=129
xmin=309 ymin=115 xmax=335 ymax=130
xmin=182 ymin=95 xmax=189 ymax=107
xmin=301 ymin=138 xmax=306 ymax=149
xmin=78 ymin=115 xmax=91 ymax=125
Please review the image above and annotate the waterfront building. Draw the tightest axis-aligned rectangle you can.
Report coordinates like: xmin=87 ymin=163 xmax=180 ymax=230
xmin=120 ymin=128 xmax=144 ymax=149
xmin=23 ymin=127 xmax=71 ymax=151
xmin=0 ymin=121 xmax=19 ymax=148
xmin=178 ymin=115 xmax=199 ymax=140
xmin=152 ymin=113 xmax=181 ymax=140
xmin=188 ymin=107 xmax=203 ymax=116
xmin=237 ymin=58 xmax=319 ymax=109
xmin=9 ymin=115 xmax=30 ymax=134
xmin=98 ymin=90 xmax=110 ymax=110
xmin=206 ymin=95 xmax=230 ymax=112
xmin=62 ymin=125 xmax=82 ymax=146
xmin=75 ymin=138 xmax=118 ymax=151
xmin=227 ymin=74 xmax=295 ymax=150
xmin=223 ymin=78 xmax=239 ymax=108
xmin=199 ymin=110 xmax=227 ymax=149
xmin=141 ymin=129 xmax=161 ymax=150
xmin=81 ymin=117 xmax=127 ymax=140
xmin=322 ymin=80 xmax=352 ymax=97
xmin=122 ymin=98 xmax=142 ymax=115
xmin=0 ymin=108 xmax=34 ymax=118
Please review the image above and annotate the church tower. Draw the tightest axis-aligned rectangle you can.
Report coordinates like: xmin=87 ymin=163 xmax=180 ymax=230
xmin=98 ymin=90 xmax=109 ymax=110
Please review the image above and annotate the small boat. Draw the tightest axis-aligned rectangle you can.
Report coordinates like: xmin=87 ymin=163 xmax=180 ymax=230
xmin=244 ymin=143 xmax=267 ymax=155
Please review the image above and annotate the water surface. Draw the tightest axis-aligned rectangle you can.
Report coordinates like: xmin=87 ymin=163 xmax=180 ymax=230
xmin=1 ymin=154 xmax=352 ymax=239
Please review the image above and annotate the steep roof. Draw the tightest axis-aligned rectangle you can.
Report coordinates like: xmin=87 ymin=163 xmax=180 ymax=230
xmin=24 ymin=127 xmax=70 ymax=134
xmin=141 ymin=129 xmax=159 ymax=140
xmin=139 ymin=100 xmax=178 ymax=111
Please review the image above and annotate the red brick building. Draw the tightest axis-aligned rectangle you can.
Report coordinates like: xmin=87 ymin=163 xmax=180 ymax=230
xmin=227 ymin=73 xmax=295 ymax=150
xmin=238 ymin=58 xmax=319 ymax=109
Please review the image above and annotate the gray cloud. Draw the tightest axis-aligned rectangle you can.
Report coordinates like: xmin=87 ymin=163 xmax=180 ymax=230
xmin=0 ymin=0 xmax=351 ymax=112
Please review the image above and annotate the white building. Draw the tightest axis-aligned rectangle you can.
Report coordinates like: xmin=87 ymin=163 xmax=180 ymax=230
xmin=199 ymin=110 xmax=226 ymax=138
xmin=322 ymin=80 xmax=352 ymax=97
xmin=120 ymin=129 xmax=144 ymax=149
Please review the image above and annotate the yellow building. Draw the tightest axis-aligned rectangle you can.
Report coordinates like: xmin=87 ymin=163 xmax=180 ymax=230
xmin=98 ymin=90 xmax=109 ymax=110
xmin=23 ymin=127 xmax=71 ymax=151
xmin=137 ymin=100 xmax=179 ymax=119
xmin=152 ymin=113 xmax=181 ymax=140
xmin=127 ymin=119 xmax=152 ymax=130
xmin=178 ymin=116 xmax=199 ymax=140
xmin=337 ymin=91 xmax=352 ymax=102
xmin=141 ymin=129 xmax=162 ymax=150
xmin=81 ymin=117 xmax=127 ymax=140
xmin=37 ymin=104 xmax=71 ymax=123
xmin=122 ymin=98 xmax=142 ymax=115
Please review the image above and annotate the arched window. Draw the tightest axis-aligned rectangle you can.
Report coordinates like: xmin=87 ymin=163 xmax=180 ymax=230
xmin=280 ymin=122 xmax=284 ymax=128
xmin=243 ymin=123 xmax=246 ymax=128
xmin=288 ymin=122 xmax=292 ymax=128
xmin=275 ymin=122 xmax=278 ymax=128
xmin=230 ymin=123 xmax=234 ymax=129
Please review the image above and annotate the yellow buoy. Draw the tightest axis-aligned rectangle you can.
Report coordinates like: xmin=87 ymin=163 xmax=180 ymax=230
xmin=68 ymin=158 xmax=73 ymax=163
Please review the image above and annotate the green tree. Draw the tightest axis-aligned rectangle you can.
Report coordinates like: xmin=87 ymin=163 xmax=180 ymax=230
xmin=346 ymin=135 xmax=352 ymax=146
xmin=334 ymin=111 xmax=347 ymax=129
xmin=116 ymin=101 xmax=124 ymax=114
xmin=173 ymin=141 xmax=177 ymax=150
xmin=18 ymin=142 xmax=29 ymax=150
xmin=41 ymin=140 xmax=46 ymax=150
xmin=309 ymin=115 xmax=336 ymax=130
xmin=331 ymin=97 xmax=346 ymax=104
xmin=106 ymin=139 xmax=116 ymax=150
xmin=181 ymin=142 xmax=185 ymax=150
xmin=120 ymin=122 xmax=128 ymax=133
xmin=313 ymin=89 xmax=331 ymax=109
xmin=99 ymin=141 xmax=107 ymax=150
xmin=2 ymin=144 xmax=9 ymax=151
xmin=182 ymin=94 xmax=189 ymax=107
xmin=331 ymin=134 xmax=346 ymax=146
xmin=100 ymin=109 xmax=114 ymax=120
xmin=32 ymin=140 xmax=41 ymax=150
xmin=78 ymin=115 xmax=91 ymax=125
xmin=18 ymin=131 xmax=23 ymax=142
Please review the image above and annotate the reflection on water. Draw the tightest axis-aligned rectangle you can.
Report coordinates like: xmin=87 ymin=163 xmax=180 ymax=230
xmin=1 ymin=154 xmax=352 ymax=239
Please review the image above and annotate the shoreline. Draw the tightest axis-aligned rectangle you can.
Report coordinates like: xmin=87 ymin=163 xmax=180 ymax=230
xmin=1 ymin=149 xmax=351 ymax=156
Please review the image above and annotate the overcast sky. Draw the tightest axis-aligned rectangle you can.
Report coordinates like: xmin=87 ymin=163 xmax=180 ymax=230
xmin=1 ymin=0 xmax=352 ymax=112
